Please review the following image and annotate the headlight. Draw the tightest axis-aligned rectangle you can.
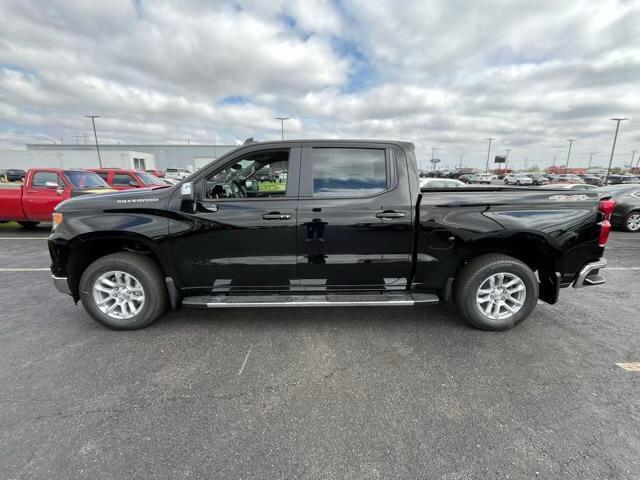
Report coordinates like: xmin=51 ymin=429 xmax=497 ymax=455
xmin=52 ymin=212 xmax=63 ymax=230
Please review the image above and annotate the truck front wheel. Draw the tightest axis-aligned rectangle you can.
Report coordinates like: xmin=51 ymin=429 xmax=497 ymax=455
xmin=79 ymin=252 xmax=168 ymax=330
xmin=454 ymin=254 xmax=539 ymax=330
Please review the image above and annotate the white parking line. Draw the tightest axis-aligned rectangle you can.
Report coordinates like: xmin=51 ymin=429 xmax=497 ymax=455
xmin=607 ymin=267 xmax=640 ymax=270
xmin=0 ymin=237 xmax=47 ymax=240
xmin=0 ymin=268 xmax=49 ymax=272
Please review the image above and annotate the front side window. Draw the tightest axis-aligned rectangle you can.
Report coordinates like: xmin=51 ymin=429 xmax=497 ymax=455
xmin=312 ymin=148 xmax=387 ymax=197
xmin=203 ymin=149 xmax=289 ymax=200
xmin=32 ymin=172 xmax=62 ymax=187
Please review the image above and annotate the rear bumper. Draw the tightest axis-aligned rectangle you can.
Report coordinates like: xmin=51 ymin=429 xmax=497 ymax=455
xmin=52 ymin=275 xmax=72 ymax=295
xmin=572 ymin=258 xmax=607 ymax=288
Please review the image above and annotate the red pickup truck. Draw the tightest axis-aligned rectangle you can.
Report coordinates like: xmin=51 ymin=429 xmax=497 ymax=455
xmin=89 ymin=169 xmax=165 ymax=190
xmin=0 ymin=168 xmax=113 ymax=228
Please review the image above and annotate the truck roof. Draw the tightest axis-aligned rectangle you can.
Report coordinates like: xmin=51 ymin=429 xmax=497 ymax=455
xmin=238 ymin=139 xmax=415 ymax=150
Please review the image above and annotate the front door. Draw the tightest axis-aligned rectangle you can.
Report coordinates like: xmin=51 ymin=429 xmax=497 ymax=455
xmin=296 ymin=143 xmax=413 ymax=291
xmin=169 ymin=146 xmax=300 ymax=293
xmin=23 ymin=170 xmax=68 ymax=222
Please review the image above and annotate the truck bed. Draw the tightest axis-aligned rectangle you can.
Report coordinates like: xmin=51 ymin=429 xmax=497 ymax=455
xmin=0 ymin=183 xmax=25 ymax=221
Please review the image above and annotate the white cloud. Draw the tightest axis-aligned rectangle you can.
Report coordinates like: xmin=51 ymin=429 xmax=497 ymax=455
xmin=0 ymin=0 xmax=639 ymax=169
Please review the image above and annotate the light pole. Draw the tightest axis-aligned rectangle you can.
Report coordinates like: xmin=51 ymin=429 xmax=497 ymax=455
xmin=630 ymin=150 xmax=637 ymax=173
xmin=275 ymin=117 xmax=290 ymax=140
xmin=431 ymin=147 xmax=438 ymax=172
xmin=587 ymin=152 xmax=595 ymax=171
xmin=605 ymin=118 xmax=628 ymax=185
xmin=84 ymin=115 xmax=102 ymax=168
xmin=504 ymin=149 xmax=512 ymax=171
xmin=485 ymin=138 xmax=494 ymax=173
xmin=564 ymin=139 xmax=575 ymax=172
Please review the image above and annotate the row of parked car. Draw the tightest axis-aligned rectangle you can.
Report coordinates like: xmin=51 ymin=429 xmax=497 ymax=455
xmin=0 ymin=167 xmax=186 ymax=228
xmin=418 ymin=176 xmax=640 ymax=232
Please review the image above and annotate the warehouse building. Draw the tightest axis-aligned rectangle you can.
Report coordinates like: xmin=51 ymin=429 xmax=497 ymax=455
xmin=0 ymin=149 xmax=156 ymax=170
xmin=24 ymin=143 xmax=238 ymax=171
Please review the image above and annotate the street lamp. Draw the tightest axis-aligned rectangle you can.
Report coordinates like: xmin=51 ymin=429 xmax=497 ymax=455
xmin=84 ymin=115 xmax=102 ymax=168
xmin=587 ymin=152 xmax=596 ymax=171
xmin=564 ymin=139 xmax=575 ymax=172
xmin=484 ymin=138 xmax=494 ymax=173
xmin=275 ymin=117 xmax=290 ymax=140
xmin=504 ymin=149 xmax=512 ymax=171
xmin=605 ymin=118 xmax=628 ymax=185
xmin=630 ymin=150 xmax=637 ymax=173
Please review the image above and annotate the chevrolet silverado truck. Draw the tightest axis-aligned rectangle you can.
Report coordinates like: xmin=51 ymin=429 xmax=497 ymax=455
xmin=0 ymin=168 xmax=112 ymax=228
xmin=48 ymin=140 xmax=613 ymax=331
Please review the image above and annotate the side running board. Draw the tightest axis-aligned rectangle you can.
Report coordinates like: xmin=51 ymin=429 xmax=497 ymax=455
xmin=182 ymin=293 xmax=439 ymax=308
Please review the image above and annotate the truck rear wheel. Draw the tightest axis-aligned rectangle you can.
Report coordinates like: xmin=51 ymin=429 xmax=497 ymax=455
xmin=18 ymin=221 xmax=39 ymax=229
xmin=454 ymin=254 xmax=538 ymax=330
xmin=79 ymin=252 xmax=167 ymax=330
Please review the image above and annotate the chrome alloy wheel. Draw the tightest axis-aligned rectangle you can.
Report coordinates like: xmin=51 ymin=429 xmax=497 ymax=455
xmin=476 ymin=272 xmax=526 ymax=320
xmin=627 ymin=213 xmax=640 ymax=231
xmin=92 ymin=271 xmax=145 ymax=319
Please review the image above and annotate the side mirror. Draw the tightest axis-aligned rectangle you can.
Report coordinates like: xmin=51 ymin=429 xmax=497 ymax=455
xmin=129 ymin=180 xmax=138 ymax=187
xmin=181 ymin=182 xmax=194 ymax=200
xmin=45 ymin=181 xmax=59 ymax=189
xmin=180 ymin=182 xmax=196 ymax=213
xmin=245 ymin=179 xmax=259 ymax=192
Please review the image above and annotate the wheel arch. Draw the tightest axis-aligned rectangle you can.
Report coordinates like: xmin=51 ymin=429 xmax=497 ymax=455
xmin=454 ymin=232 xmax=560 ymax=304
xmin=66 ymin=231 xmax=171 ymax=301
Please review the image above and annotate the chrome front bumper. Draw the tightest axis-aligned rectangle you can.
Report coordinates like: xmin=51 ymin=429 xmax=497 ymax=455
xmin=573 ymin=258 xmax=607 ymax=288
xmin=52 ymin=275 xmax=72 ymax=295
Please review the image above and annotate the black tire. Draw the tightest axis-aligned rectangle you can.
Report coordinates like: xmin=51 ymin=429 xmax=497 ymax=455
xmin=622 ymin=211 xmax=640 ymax=232
xmin=504 ymin=179 xmax=509 ymax=184
xmin=453 ymin=254 xmax=539 ymax=331
xmin=18 ymin=221 xmax=39 ymax=229
xmin=515 ymin=180 xmax=521 ymax=186
xmin=79 ymin=252 xmax=167 ymax=330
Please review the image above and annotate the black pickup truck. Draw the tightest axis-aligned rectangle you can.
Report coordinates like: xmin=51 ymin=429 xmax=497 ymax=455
xmin=48 ymin=140 xmax=614 ymax=331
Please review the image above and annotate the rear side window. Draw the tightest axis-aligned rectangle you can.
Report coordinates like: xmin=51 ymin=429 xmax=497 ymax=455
xmin=311 ymin=148 xmax=387 ymax=197
xmin=113 ymin=173 xmax=135 ymax=186
xmin=96 ymin=172 xmax=109 ymax=181
xmin=32 ymin=172 xmax=62 ymax=187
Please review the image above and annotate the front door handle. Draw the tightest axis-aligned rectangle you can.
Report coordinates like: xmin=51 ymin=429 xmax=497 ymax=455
xmin=375 ymin=211 xmax=406 ymax=219
xmin=201 ymin=203 xmax=218 ymax=212
xmin=262 ymin=212 xmax=291 ymax=220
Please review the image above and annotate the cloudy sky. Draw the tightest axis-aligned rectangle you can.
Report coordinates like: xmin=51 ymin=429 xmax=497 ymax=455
xmin=1 ymin=0 xmax=639 ymax=170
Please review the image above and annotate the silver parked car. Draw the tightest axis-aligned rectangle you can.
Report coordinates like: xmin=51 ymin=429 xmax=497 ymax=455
xmin=504 ymin=174 xmax=533 ymax=185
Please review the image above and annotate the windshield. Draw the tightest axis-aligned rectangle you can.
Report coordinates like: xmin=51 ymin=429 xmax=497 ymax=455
xmin=64 ymin=171 xmax=110 ymax=189
xmin=136 ymin=171 xmax=163 ymax=185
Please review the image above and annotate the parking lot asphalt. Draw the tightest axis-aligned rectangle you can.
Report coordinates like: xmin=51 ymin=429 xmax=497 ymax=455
xmin=0 ymin=226 xmax=638 ymax=479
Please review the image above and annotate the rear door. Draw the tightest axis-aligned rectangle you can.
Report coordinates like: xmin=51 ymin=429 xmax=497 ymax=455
xmin=23 ymin=171 xmax=69 ymax=221
xmin=296 ymin=143 xmax=413 ymax=291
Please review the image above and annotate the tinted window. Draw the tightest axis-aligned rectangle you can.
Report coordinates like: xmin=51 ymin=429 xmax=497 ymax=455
xmin=113 ymin=173 xmax=136 ymax=186
xmin=96 ymin=172 xmax=109 ymax=181
xmin=136 ymin=171 xmax=162 ymax=185
xmin=65 ymin=172 xmax=109 ymax=189
xmin=32 ymin=172 xmax=61 ymax=187
xmin=312 ymin=148 xmax=387 ymax=197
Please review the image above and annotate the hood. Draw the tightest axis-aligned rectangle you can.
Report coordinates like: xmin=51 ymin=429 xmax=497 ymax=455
xmin=56 ymin=184 xmax=173 ymax=212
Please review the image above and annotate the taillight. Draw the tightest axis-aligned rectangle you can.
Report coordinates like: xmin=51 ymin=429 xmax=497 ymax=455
xmin=597 ymin=199 xmax=615 ymax=247
xmin=598 ymin=199 xmax=616 ymax=221
xmin=598 ymin=220 xmax=611 ymax=247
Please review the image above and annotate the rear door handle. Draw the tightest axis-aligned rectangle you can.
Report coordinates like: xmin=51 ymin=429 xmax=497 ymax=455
xmin=262 ymin=212 xmax=291 ymax=220
xmin=375 ymin=211 xmax=406 ymax=219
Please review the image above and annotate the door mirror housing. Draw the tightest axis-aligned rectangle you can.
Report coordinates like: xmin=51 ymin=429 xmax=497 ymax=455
xmin=245 ymin=179 xmax=259 ymax=192
xmin=129 ymin=180 xmax=138 ymax=187
xmin=181 ymin=182 xmax=194 ymax=200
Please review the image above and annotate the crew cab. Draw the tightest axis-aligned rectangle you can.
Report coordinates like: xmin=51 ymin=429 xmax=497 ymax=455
xmin=89 ymin=168 xmax=165 ymax=190
xmin=48 ymin=140 xmax=613 ymax=331
xmin=0 ymin=168 xmax=112 ymax=228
